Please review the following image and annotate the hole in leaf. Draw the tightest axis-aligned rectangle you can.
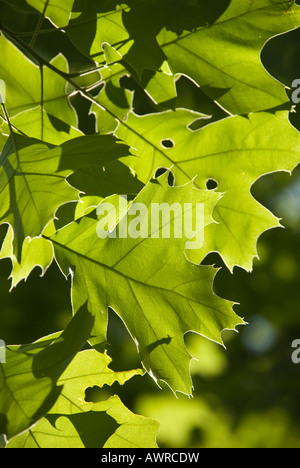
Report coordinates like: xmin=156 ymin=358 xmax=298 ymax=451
xmin=161 ymin=139 xmax=175 ymax=149
xmin=155 ymin=167 xmax=168 ymax=178
xmin=206 ymin=179 xmax=218 ymax=190
xmin=85 ymin=385 xmax=112 ymax=403
xmin=154 ymin=168 xmax=175 ymax=186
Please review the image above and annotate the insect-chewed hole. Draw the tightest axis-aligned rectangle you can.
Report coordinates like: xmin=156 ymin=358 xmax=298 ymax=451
xmin=161 ymin=139 xmax=175 ymax=149
xmin=206 ymin=179 xmax=218 ymax=190
xmin=154 ymin=167 xmax=175 ymax=186
xmin=85 ymin=385 xmax=110 ymax=403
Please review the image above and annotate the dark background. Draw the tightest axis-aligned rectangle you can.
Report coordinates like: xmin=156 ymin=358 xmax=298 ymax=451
xmin=1 ymin=0 xmax=300 ymax=448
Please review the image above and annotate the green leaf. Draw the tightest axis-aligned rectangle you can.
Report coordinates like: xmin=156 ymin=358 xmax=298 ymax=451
xmin=49 ymin=173 xmax=243 ymax=395
xmin=0 ymin=133 xmax=130 ymax=259
xmin=0 ymin=135 xmax=78 ymax=260
xmin=68 ymin=160 xmax=144 ymax=202
xmin=101 ymin=43 xmax=177 ymax=106
xmin=0 ymin=119 xmax=9 ymax=154
xmin=90 ymin=63 xmax=133 ymax=135
xmin=71 ymin=161 xmax=144 ymax=222
xmin=0 ymin=225 xmax=54 ymax=289
xmin=26 ymin=0 xmax=75 ymax=28
xmin=117 ymin=110 xmax=300 ymax=272
xmin=65 ymin=0 xmax=207 ymax=75
xmin=7 ymin=350 xmax=159 ymax=448
xmin=11 ymin=108 xmax=83 ymax=146
xmin=0 ymin=35 xmax=77 ymax=141
xmin=65 ymin=0 xmax=300 ymax=114
xmin=159 ymin=0 xmax=300 ymax=114
xmin=66 ymin=1 xmax=132 ymax=65
xmin=0 ymin=307 xmax=94 ymax=441
xmin=142 ymin=64 xmax=177 ymax=106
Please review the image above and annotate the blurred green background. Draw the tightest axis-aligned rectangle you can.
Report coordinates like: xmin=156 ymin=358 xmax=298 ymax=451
xmin=1 ymin=0 xmax=300 ymax=448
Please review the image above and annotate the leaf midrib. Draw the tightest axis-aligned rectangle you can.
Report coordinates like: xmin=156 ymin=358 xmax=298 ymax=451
xmin=49 ymin=235 xmax=232 ymax=318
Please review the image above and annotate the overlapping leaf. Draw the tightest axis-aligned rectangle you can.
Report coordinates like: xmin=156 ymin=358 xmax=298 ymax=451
xmin=0 ymin=308 xmax=94 ymax=441
xmin=89 ymin=59 xmax=177 ymax=135
xmin=65 ymin=0 xmax=216 ymax=73
xmin=0 ymin=135 xmax=77 ymax=260
xmin=117 ymin=110 xmax=300 ymax=271
xmin=26 ymin=0 xmax=75 ymax=28
xmin=0 ymin=132 xmax=130 ymax=259
xmin=0 ymin=225 xmax=53 ymax=289
xmin=159 ymin=0 xmax=300 ymax=114
xmin=49 ymin=174 xmax=244 ymax=395
xmin=89 ymin=63 xmax=133 ymax=135
xmin=0 ymin=0 xmax=299 ymax=449
xmin=65 ymin=0 xmax=300 ymax=115
xmin=7 ymin=350 xmax=159 ymax=448
xmin=0 ymin=35 xmax=78 ymax=143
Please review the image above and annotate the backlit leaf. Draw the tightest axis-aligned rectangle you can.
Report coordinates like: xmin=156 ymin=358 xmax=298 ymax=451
xmin=50 ymin=173 xmax=244 ymax=394
xmin=0 ymin=308 xmax=94 ymax=441
xmin=7 ymin=350 xmax=159 ymax=448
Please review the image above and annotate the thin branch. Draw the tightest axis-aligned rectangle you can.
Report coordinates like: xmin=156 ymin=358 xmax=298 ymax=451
xmin=1 ymin=102 xmax=19 ymax=161
xmin=28 ymin=0 xmax=50 ymax=48
xmin=0 ymin=26 xmax=194 ymax=187
xmin=0 ymin=113 xmax=28 ymax=137
xmin=40 ymin=64 xmax=44 ymax=141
